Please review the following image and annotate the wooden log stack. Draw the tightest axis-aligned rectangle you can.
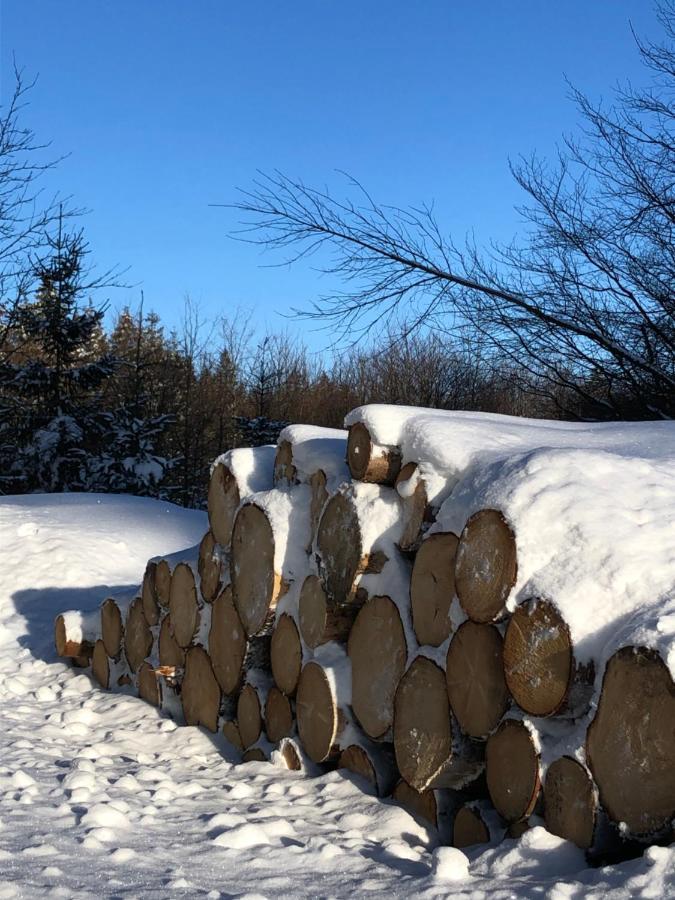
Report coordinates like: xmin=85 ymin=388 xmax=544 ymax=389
xmin=54 ymin=411 xmax=675 ymax=864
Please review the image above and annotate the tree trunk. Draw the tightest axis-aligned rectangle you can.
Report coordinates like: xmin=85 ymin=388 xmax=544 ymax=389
xmin=454 ymin=509 xmax=517 ymax=623
xmin=347 ymin=422 xmax=401 ymax=484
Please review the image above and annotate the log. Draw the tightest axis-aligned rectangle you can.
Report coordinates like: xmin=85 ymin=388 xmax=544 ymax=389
xmin=230 ymin=490 xmax=310 ymax=635
xmin=270 ymin=613 xmax=303 ymax=697
xmin=138 ymin=661 xmax=161 ymax=707
xmin=544 ymin=756 xmax=598 ymax=850
xmin=393 ymin=655 xmax=484 ymax=793
xmin=264 ymin=685 xmax=294 ymax=743
xmin=446 ymin=621 xmax=510 ymax=739
xmin=54 ymin=609 xmax=99 ymax=659
xmin=273 ymin=737 xmax=324 ymax=775
xmin=209 ymin=585 xmax=270 ymax=696
xmin=92 ymin=638 xmax=110 ymax=689
xmin=242 ymin=747 xmax=269 ymax=763
xmin=158 ymin=614 xmax=186 ymax=668
xmin=141 ymin=562 xmax=160 ymax=627
xmin=391 ymin=780 xmax=456 ymax=839
xmin=503 ymin=599 xmax=594 ymax=718
xmin=101 ymin=597 xmax=124 ymax=659
xmin=181 ymin=645 xmax=221 ymax=732
xmin=410 ymin=532 xmax=459 ymax=647
xmin=198 ymin=530 xmax=223 ymax=602
xmin=485 ymin=719 xmax=541 ymax=823
xmin=273 ymin=439 xmax=296 ymax=486
xmin=124 ymin=596 xmax=153 ymax=673
xmin=347 ymin=421 xmax=401 ymax=484
xmin=208 ymin=446 xmax=276 ymax=547
xmin=296 ymin=653 xmax=351 ymax=764
xmin=168 ymin=562 xmax=200 ymax=649
xmin=307 ymin=470 xmax=329 ymax=551
xmin=316 ymin=483 xmax=401 ymax=607
xmin=348 ymin=594 xmax=408 ymax=739
xmin=338 ymin=741 xmax=398 ymax=797
xmin=586 ymin=646 xmax=675 ymax=837
xmin=155 ymin=559 xmax=172 ymax=608
xmin=453 ymin=804 xmax=490 ymax=848
xmin=298 ymin=574 xmax=359 ymax=649
xmin=222 ymin=719 xmax=244 ymax=752
xmin=395 ymin=463 xmax=431 ymax=552
xmin=454 ymin=509 xmax=517 ymax=623
xmin=237 ymin=672 xmax=272 ymax=749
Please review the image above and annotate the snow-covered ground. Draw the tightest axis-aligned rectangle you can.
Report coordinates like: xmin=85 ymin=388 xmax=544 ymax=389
xmin=0 ymin=493 xmax=673 ymax=898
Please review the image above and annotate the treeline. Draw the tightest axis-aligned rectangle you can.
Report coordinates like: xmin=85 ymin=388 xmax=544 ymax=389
xmin=0 ymin=223 xmax=569 ymax=507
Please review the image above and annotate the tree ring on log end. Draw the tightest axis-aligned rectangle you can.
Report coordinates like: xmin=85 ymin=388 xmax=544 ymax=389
xmin=141 ymin=562 xmax=159 ymax=626
xmin=486 ymin=719 xmax=540 ymax=822
xmin=296 ymin=661 xmax=339 ymax=764
xmin=544 ymin=756 xmax=597 ymax=849
xmin=411 ymin=532 xmax=459 ymax=647
xmin=348 ymin=595 xmax=407 ymax=738
xmin=587 ymin=646 xmax=675 ymax=836
xmin=394 ymin=656 xmax=452 ymax=792
xmin=274 ymin=440 xmax=296 ymax=485
xmin=446 ymin=620 xmax=510 ymax=739
xmin=231 ymin=504 xmax=276 ymax=636
xmin=503 ymin=599 xmax=573 ymax=717
xmin=299 ymin=575 xmax=329 ymax=649
xmin=347 ymin=422 xmax=401 ymax=484
xmin=455 ymin=509 xmax=517 ymax=623
xmin=242 ymin=747 xmax=268 ymax=763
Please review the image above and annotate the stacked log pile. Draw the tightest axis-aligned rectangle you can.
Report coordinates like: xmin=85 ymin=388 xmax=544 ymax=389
xmin=55 ymin=411 xmax=675 ymax=861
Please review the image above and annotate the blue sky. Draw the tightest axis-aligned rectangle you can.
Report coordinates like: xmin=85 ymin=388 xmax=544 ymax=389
xmin=0 ymin=1 xmax=660 ymax=347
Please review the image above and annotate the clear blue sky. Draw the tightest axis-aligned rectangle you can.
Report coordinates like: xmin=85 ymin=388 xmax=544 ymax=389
xmin=0 ymin=0 xmax=660 ymax=347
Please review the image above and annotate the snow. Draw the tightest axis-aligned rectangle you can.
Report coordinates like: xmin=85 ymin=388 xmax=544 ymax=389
xmin=278 ymin=424 xmax=350 ymax=488
xmin=0 ymin=490 xmax=674 ymax=895
xmin=211 ymin=445 xmax=276 ymax=495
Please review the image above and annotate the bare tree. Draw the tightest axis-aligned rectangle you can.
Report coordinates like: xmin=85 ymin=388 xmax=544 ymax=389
xmin=229 ymin=6 xmax=675 ymax=419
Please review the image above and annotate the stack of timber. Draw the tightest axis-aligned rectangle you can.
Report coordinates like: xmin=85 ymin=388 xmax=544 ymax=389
xmin=55 ymin=407 xmax=675 ymax=863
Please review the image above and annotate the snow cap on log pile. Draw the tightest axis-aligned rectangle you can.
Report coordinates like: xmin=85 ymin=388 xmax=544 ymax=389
xmin=274 ymin=424 xmax=349 ymax=487
xmin=208 ymin=445 xmax=276 ymax=547
xmin=55 ymin=608 xmax=100 ymax=659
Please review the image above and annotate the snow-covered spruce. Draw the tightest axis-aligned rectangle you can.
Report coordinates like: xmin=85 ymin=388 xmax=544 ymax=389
xmin=393 ymin=654 xmax=484 ymax=793
xmin=208 ymin=584 xmax=271 ymax=696
xmin=54 ymin=608 xmax=99 ymax=661
xmin=231 ymin=485 xmax=311 ymax=636
xmin=208 ymin=445 xmax=276 ymax=546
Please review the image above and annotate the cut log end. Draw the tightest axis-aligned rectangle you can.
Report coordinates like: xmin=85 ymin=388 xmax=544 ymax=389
xmin=411 ymin=532 xmax=459 ymax=647
xmin=54 ymin=614 xmax=94 ymax=660
xmin=231 ymin=503 xmax=279 ymax=636
xmin=91 ymin=639 xmax=110 ymax=690
xmin=394 ymin=656 xmax=452 ymax=792
xmin=455 ymin=509 xmax=517 ymax=623
xmin=274 ymin=439 xmax=297 ymax=485
xmin=154 ymin=559 xmax=172 ymax=608
xmin=158 ymin=614 xmax=186 ymax=668
xmin=296 ymin=661 xmax=341 ymax=764
xmin=396 ymin=462 xmax=429 ymax=552
xmin=339 ymin=745 xmax=377 ymax=790
xmin=141 ymin=562 xmax=160 ymax=626
xmin=242 ymin=747 xmax=268 ymax=764
xmin=347 ymin=422 xmax=401 ymax=484
xmin=392 ymin=780 xmax=438 ymax=828
xmin=264 ymin=685 xmax=294 ymax=743
xmin=308 ymin=469 xmax=329 ymax=551
xmin=271 ymin=613 xmax=302 ymax=697
xmin=198 ymin=531 xmax=222 ymax=602
xmin=453 ymin=805 xmax=490 ymax=849
xmin=348 ymin=595 xmax=407 ymax=739
xmin=486 ymin=719 xmax=540 ymax=823
xmin=101 ymin=598 xmax=123 ymax=659
xmin=169 ymin=563 xmax=199 ymax=649
xmin=503 ymin=599 xmax=574 ymax=717
xmin=138 ymin=661 xmax=160 ymax=708
xmin=446 ymin=621 xmax=510 ymax=739
xmin=316 ymin=492 xmax=363 ymax=607
xmin=222 ymin=719 xmax=244 ymax=752
xmin=208 ymin=462 xmax=240 ymax=547
xmin=181 ymin=646 xmax=221 ymax=733
xmin=209 ymin=585 xmax=247 ymax=695
xmin=544 ymin=757 xmax=597 ymax=850
xmin=125 ymin=596 xmax=153 ymax=673
xmin=587 ymin=646 xmax=675 ymax=836
xmin=237 ymin=683 xmax=264 ymax=749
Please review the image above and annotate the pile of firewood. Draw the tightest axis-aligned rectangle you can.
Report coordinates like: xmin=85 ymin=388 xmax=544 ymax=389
xmin=55 ymin=414 xmax=675 ymax=858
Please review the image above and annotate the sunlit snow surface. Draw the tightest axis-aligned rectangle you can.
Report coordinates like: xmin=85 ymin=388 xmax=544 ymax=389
xmin=0 ymin=493 xmax=673 ymax=898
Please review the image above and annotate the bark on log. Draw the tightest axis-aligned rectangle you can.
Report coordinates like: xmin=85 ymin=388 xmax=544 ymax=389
xmin=155 ymin=559 xmax=172 ymax=608
xmin=198 ymin=530 xmax=223 ymax=602
xmin=237 ymin=672 xmax=272 ymax=749
xmin=503 ymin=599 xmax=594 ymax=718
xmin=209 ymin=585 xmax=270 ymax=696
xmin=181 ymin=645 xmax=221 ymax=733
xmin=586 ymin=646 xmax=675 ymax=837
xmin=395 ymin=463 xmax=430 ymax=552
xmin=410 ymin=532 xmax=459 ymax=647
xmin=296 ymin=655 xmax=351 ymax=764
xmin=393 ymin=655 xmax=484 ymax=793
xmin=338 ymin=741 xmax=398 ymax=797
xmin=141 ymin=562 xmax=160 ymax=627
xmin=264 ymin=685 xmax=294 ymax=743
xmin=454 ymin=509 xmax=517 ymax=623
xmin=446 ymin=621 xmax=510 ymax=739
xmin=270 ymin=613 xmax=303 ymax=697
xmin=54 ymin=609 xmax=98 ymax=659
xmin=230 ymin=501 xmax=293 ymax=636
xmin=124 ymin=596 xmax=153 ymax=673
xmin=298 ymin=574 xmax=359 ymax=649
xmin=544 ymin=756 xmax=598 ymax=850
xmin=316 ymin=484 xmax=398 ymax=608
xmin=348 ymin=594 xmax=408 ymax=739
xmin=347 ymin=422 xmax=401 ymax=484
xmin=169 ymin=562 xmax=200 ymax=649
xmin=485 ymin=719 xmax=541 ymax=823
xmin=101 ymin=598 xmax=124 ymax=660
xmin=158 ymin=614 xmax=186 ymax=668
